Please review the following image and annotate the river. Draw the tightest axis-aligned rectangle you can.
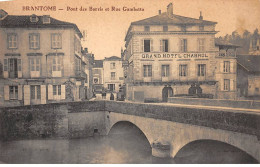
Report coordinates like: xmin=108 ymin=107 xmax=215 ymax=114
xmin=0 ymin=123 xmax=257 ymax=164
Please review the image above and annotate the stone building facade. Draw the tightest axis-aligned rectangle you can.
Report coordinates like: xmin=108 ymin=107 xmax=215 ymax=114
xmin=122 ymin=3 xmax=238 ymax=102
xmin=103 ymin=56 xmax=124 ymax=93
xmin=0 ymin=10 xmax=87 ymax=107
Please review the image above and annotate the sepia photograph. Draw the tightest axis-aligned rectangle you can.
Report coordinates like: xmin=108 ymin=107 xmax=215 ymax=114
xmin=0 ymin=0 xmax=260 ymax=164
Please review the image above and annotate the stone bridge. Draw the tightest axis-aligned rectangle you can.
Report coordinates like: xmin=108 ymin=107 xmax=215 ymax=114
xmin=0 ymin=100 xmax=260 ymax=162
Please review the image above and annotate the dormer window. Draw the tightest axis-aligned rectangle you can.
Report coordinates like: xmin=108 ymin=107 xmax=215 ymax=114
xmin=144 ymin=26 xmax=150 ymax=32
xmin=0 ymin=9 xmax=8 ymax=20
xmin=30 ymin=14 xmax=39 ymax=23
xmin=43 ymin=15 xmax=50 ymax=24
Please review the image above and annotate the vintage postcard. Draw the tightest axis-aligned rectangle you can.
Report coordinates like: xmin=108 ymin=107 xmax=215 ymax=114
xmin=0 ymin=0 xmax=259 ymax=164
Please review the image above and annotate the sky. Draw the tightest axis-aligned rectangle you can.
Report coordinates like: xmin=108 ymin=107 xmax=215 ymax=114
xmin=1 ymin=0 xmax=260 ymax=60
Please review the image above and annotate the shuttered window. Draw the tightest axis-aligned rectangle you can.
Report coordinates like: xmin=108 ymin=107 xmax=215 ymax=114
xmin=9 ymin=86 xmax=18 ymax=100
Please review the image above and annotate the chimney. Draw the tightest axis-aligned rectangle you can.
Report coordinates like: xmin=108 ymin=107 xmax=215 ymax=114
xmin=199 ymin=11 xmax=203 ymax=20
xmin=167 ymin=3 xmax=173 ymax=17
xmin=158 ymin=10 xmax=161 ymax=15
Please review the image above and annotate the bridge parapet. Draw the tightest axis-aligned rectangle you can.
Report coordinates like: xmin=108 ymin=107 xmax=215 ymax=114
xmin=105 ymin=101 xmax=260 ymax=140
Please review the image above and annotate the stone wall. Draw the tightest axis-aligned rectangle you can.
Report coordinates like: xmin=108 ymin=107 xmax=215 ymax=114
xmin=0 ymin=103 xmax=69 ymax=140
xmin=105 ymin=101 xmax=260 ymax=139
xmin=168 ymin=97 xmax=260 ymax=109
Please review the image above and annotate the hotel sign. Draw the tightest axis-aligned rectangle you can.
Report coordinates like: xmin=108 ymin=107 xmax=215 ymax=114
xmin=141 ymin=53 xmax=209 ymax=59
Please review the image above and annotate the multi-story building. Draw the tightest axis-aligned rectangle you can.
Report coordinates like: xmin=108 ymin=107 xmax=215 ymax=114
xmin=103 ymin=56 xmax=124 ymax=93
xmin=92 ymin=60 xmax=104 ymax=95
xmin=0 ymin=10 xmax=87 ymax=106
xmin=123 ymin=3 xmax=238 ymax=102
xmin=249 ymin=36 xmax=260 ymax=55
xmin=82 ymin=48 xmax=94 ymax=100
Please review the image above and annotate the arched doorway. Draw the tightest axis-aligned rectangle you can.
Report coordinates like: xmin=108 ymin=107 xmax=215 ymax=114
xmin=162 ymin=86 xmax=173 ymax=102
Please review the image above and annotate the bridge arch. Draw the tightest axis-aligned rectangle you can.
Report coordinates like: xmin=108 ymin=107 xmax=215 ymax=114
xmin=172 ymin=138 xmax=259 ymax=163
xmin=108 ymin=120 xmax=153 ymax=145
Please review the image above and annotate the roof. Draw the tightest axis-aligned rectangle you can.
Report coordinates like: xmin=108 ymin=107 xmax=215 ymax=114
xmin=131 ymin=12 xmax=217 ymax=26
xmin=0 ymin=15 xmax=82 ymax=38
xmin=104 ymin=56 xmax=121 ymax=61
xmin=237 ymin=55 xmax=260 ymax=73
xmin=215 ymin=39 xmax=240 ymax=48
xmin=93 ymin=60 xmax=103 ymax=68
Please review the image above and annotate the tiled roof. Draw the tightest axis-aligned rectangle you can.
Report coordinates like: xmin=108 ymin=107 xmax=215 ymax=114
xmin=93 ymin=60 xmax=103 ymax=68
xmin=0 ymin=15 xmax=82 ymax=38
xmin=237 ymin=55 xmax=260 ymax=73
xmin=104 ymin=56 xmax=121 ymax=61
xmin=131 ymin=12 xmax=217 ymax=25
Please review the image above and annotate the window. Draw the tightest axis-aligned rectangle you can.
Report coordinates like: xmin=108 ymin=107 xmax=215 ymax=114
xmin=162 ymin=65 xmax=169 ymax=77
xmin=199 ymin=25 xmax=204 ymax=31
xmin=43 ymin=15 xmax=50 ymax=24
xmin=52 ymin=56 xmax=62 ymax=71
xmin=29 ymin=34 xmax=40 ymax=49
xmin=144 ymin=26 xmax=150 ymax=32
xmin=144 ymin=39 xmax=151 ymax=52
xmin=108 ymin=84 xmax=115 ymax=91
xmin=7 ymin=34 xmax=17 ymax=49
xmin=255 ymin=88 xmax=259 ymax=92
xmin=223 ymin=61 xmax=230 ymax=73
xmin=198 ymin=64 xmax=206 ymax=76
xmin=160 ymin=39 xmax=169 ymax=52
xmin=53 ymin=85 xmax=61 ymax=95
xmin=198 ymin=38 xmax=205 ymax=52
xmin=75 ymin=57 xmax=81 ymax=72
xmin=93 ymin=78 xmax=99 ymax=84
xmin=224 ymin=79 xmax=230 ymax=91
xmin=143 ymin=65 xmax=152 ymax=77
xmin=30 ymin=15 xmax=38 ymax=22
xmin=9 ymin=86 xmax=18 ymax=100
xmin=180 ymin=39 xmax=187 ymax=52
xmin=31 ymin=85 xmax=41 ymax=100
xmin=179 ymin=64 xmax=187 ymax=76
xmin=110 ymin=62 xmax=116 ymax=69
xmin=163 ymin=26 xmax=168 ymax=32
xmin=9 ymin=58 xmax=18 ymax=78
xmin=111 ymin=72 xmax=116 ymax=80
xmin=30 ymin=58 xmax=40 ymax=71
xmin=181 ymin=25 xmax=186 ymax=31
xmin=51 ymin=34 xmax=62 ymax=49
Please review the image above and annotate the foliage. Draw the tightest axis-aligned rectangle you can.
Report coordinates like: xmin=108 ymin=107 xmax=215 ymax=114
xmin=216 ymin=28 xmax=259 ymax=54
